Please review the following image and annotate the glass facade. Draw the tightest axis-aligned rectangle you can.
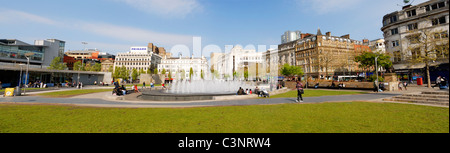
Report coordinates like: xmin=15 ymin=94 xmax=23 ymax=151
xmin=0 ymin=42 xmax=45 ymax=62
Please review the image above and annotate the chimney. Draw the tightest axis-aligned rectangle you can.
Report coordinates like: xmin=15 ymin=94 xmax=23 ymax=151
xmin=326 ymin=32 xmax=331 ymax=36
xmin=362 ymin=39 xmax=369 ymax=43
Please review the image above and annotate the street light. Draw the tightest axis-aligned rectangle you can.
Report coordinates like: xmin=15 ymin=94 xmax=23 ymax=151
xmin=375 ymin=56 xmax=379 ymax=93
xmin=24 ymin=52 xmax=35 ymax=95
xmin=18 ymin=64 xmax=25 ymax=95
xmin=82 ymin=42 xmax=88 ymax=51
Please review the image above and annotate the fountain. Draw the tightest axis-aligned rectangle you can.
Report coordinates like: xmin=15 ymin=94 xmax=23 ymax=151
xmin=138 ymin=79 xmax=260 ymax=101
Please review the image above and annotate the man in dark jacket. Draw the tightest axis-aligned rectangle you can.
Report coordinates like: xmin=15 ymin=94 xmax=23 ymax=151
xmin=296 ymin=81 xmax=304 ymax=103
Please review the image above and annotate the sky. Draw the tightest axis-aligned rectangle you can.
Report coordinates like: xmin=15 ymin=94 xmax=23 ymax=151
xmin=0 ymin=0 xmax=429 ymax=57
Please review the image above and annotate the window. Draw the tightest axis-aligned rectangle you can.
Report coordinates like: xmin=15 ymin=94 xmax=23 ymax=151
xmin=426 ymin=2 xmax=447 ymax=11
xmin=392 ymin=40 xmax=399 ymax=47
xmin=390 ymin=15 xmax=397 ymax=23
xmin=406 ymin=9 xmax=416 ymax=17
xmin=407 ymin=23 xmax=418 ymax=31
xmin=391 ymin=28 xmax=399 ymax=35
xmin=432 ymin=16 xmax=447 ymax=26
xmin=393 ymin=51 xmax=401 ymax=63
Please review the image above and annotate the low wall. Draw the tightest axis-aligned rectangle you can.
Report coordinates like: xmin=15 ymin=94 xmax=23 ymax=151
xmin=285 ymin=81 xmax=397 ymax=91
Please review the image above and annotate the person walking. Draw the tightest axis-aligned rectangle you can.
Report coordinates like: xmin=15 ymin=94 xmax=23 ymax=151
xmin=142 ymin=82 xmax=146 ymax=89
xmin=403 ymin=81 xmax=408 ymax=90
xmin=296 ymin=81 xmax=304 ymax=103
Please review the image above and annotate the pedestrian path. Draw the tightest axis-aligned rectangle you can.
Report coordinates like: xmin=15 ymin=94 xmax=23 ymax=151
xmin=1 ymin=86 xmax=447 ymax=108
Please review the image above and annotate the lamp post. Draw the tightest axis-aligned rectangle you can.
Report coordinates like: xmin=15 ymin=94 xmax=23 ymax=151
xmin=82 ymin=42 xmax=88 ymax=51
xmin=18 ymin=64 xmax=25 ymax=95
xmin=375 ymin=56 xmax=379 ymax=93
xmin=24 ymin=52 xmax=35 ymax=95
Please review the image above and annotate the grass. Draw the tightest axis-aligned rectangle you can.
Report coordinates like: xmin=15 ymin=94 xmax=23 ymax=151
xmin=0 ymin=102 xmax=448 ymax=133
xmin=35 ymin=89 xmax=112 ymax=97
xmin=268 ymin=89 xmax=367 ymax=98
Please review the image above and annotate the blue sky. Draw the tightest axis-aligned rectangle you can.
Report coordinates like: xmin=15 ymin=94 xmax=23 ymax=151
xmin=1 ymin=0 xmax=428 ymax=56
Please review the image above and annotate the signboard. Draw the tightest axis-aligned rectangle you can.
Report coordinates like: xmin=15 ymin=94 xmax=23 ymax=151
xmin=130 ymin=47 xmax=148 ymax=53
xmin=4 ymin=88 xmax=15 ymax=97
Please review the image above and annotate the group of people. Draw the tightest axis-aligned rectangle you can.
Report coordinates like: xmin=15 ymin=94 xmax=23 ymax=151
xmin=397 ymin=81 xmax=408 ymax=91
xmin=236 ymin=87 xmax=270 ymax=97
xmin=433 ymin=76 xmax=448 ymax=89
xmin=112 ymin=81 xmax=128 ymax=96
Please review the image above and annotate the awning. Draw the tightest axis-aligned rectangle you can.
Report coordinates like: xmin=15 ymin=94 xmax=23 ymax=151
xmin=393 ymin=63 xmax=426 ymax=70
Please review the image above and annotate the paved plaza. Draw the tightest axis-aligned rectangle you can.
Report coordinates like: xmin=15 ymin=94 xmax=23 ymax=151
xmin=1 ymin=85 xmax=447 ymax=108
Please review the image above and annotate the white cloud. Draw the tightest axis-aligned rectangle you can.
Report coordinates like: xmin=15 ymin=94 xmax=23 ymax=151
xmin=0 ymin=9 xmax=61 ymax=26
xmin=0 ymin=9 xmax=194 ymax=51
xmin=113 ymin=0 xmax=203 ymax=18
xmin=78 ymin=22 xmax=193 ymax=46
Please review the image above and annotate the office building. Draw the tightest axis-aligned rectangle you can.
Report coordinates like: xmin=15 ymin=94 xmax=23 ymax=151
xmin=381 ymin=0 xmax=449 ymax=81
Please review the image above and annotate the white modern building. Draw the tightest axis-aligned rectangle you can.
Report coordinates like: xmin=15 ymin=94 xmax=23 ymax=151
xmin=0 ymin=38 xmax=65 ymax=68
xmin=214 ymin=45 xmax=264 ymax=80
xmin=157 ymin=54 xmax=208 ymax=81
xmin=281 ymin=30 xmax=301 ymax=44
xmin=114 ymin=46 xmax=162 ymax=72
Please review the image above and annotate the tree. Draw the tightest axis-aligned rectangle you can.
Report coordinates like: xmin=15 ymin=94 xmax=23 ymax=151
xmin=317 ymin=51 xmax=336 ymax=79
xmin=83 ymin=62 xmax=101 ymax=72
xmin=131 ymin=68 xmax=139 ymax=82
xmin=108 ymin=66 xmax=113 ymax=72
xmin=73 ymin=61 xmax=84 ymax=71
xmin=161 ymin=68 xmax=166 ymax=75
xmin=113 ymin=66 xmax=121 ymax=79
xmin=280 ymin=64 xmax=304 ymax=78
xmin=354 ymin=52 xmax=392 ymax=74
xmin=200 ymin=69 xmax=204 ymax=80
xmin=48 ymin=56 xmax=67 ymax=70
xmin=139 ymin=68 xmax=145 ymax=76
xmin=189 ymin=67 xmax=194 ymax=80
xmin=406 ymin=29 xmax=449 ymax=88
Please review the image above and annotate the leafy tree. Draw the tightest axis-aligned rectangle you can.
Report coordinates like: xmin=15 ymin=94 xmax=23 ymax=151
xmin=189 ymin=67 xmax=193 ymax=80
xmin=201 ymin=69 xmax=204 ymax=80
xmin=48 ymin=56 xmax=67 ymax=70
xmin=139 ymin=68 xmax=145 ymax=76
xmin=280 ymin=64 xmax=304 ymax=78
xmin=354 ymin=52 xmax=392 ymax=78
xmin=73 ymin=61 xmax=84 ymax=71
xmin=108 ymin=66 xmax=113 ymax=72
xmin=113 ymin=66 xmax=121 ymax=79
xmin=161 ymin=68 xmax=166 ymax=76
xmin=131 ymin=68 xmax=139 ymax=81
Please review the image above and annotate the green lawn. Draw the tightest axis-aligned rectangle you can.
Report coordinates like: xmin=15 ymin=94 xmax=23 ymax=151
xmin=0 ymin=102 xmax=447 ymax=133
xmin=268 ymin=89 xmax=367 ymax=98
xmin=35 ymin=89 xmax=112 ymax=97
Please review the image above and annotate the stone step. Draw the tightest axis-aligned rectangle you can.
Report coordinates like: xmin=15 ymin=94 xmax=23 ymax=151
xmin=383 ymin=98 xmax=449 ymax=106
xmin=402 ymin=94 xmax=449 ymax=99
xmin=421 ymin=91 xmax=449 ymax=95
xmin=391 ymin=96 xmax=449 ymax=102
